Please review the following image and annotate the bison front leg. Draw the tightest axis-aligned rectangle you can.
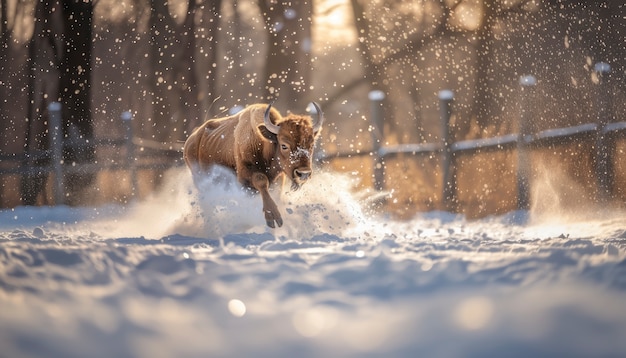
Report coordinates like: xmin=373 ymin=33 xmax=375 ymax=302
xmin=251 ymin=172 xmax=283 ymax=228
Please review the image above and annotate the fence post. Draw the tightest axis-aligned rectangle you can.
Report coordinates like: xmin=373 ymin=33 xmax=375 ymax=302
xmin=594 ymin=62 xmax=613 ymax=202
xmin=439 ymin=90 xmax=456 ymax=211
xmin=368 ymin=90 xmax=385 ymax=191
xmin=517 ymin=75 xmax=536 ymax=211
xmin=49 ymin=102 xmax=65 ymax=205
xmin=122 ymin=111 xmax=137 ymax=199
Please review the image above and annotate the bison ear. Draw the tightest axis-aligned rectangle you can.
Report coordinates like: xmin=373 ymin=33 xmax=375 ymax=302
xmin=258 ymin=124 xmax=278 ymax=143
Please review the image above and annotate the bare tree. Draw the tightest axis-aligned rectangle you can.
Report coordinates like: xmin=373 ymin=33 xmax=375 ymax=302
xmin=21 ymin=0 xmax=95 ymax=205
xmin=61 ymin=0 xmax=95 ymax=204
xmin=346 ymin=0 xmax=468 ymax=144
xmin=345 ymin=0 xmax=550 ymax=143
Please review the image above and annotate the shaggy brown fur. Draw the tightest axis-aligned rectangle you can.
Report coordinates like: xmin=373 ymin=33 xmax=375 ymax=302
xmin=183 ymin=103 xmax=323 ymax=227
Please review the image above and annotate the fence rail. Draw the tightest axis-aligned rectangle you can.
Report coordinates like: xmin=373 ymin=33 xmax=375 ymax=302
xmin=0 ymin=108 xmax=183 ymax=204
xmin=321 ymin=62 xmax=625 ymax=211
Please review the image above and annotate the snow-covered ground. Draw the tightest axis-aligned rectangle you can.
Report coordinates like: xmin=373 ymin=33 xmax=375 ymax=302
xmin=1 ymin=168 xmax=625 ymax=358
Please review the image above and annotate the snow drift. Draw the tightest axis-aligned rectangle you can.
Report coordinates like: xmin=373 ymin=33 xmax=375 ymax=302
xmin=1 ymin=167 xmax=626 ymax=357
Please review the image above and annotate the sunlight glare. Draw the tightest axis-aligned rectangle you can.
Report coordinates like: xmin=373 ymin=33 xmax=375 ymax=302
xmin=292 ymin=306 xmax=338 ymax=338
xmin=228 ymin=299 xmax=247 ymax=318
xmin=453 ymin=296 xmax=494 ymax=331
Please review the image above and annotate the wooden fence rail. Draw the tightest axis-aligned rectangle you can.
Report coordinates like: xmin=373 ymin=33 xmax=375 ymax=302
xmin=321 ymin=62 xmax=626 ymax=211
xmin=0 ymin=109 xmax=182 ymax=205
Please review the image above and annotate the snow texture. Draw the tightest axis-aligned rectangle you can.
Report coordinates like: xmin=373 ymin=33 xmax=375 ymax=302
xmin=1 ymin=168 xmax=626 ymax=358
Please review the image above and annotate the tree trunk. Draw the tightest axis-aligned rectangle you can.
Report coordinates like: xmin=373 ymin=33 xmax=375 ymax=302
xmin=258 ymin=0 xmax=313 ymax=109
xmin=0 ymin=0 xmax=8 ymax=45
xmin=21 ymin=0 xmax=64 ymax=205
xmin=21 ymin=0 xmax=95 ymax=205
xmin=149 ymin=0 xmax=208 ymax=141
xmin=203 ymin=0 xmax=222 ymax=120
xmin=349 ymin=0 xmax=387 ymax=136
xmin=468 ymin=0 xmax=497 ymax=140
xmin=178 ymin=0 xmax=201 ymax=135
xmin=148 ymin=0 xmax=178 ymax=142
xmin=59 ymin=0 xmax=95 ymax=205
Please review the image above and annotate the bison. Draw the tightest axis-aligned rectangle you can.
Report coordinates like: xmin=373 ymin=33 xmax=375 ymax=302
xmin=183 ymin=102 xmax=324 ymax=228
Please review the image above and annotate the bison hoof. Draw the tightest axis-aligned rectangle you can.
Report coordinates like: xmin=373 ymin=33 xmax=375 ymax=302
xmin=264 ymin=210 xmax=283 ymax=228
xmin=266 ymin=217 xmax=283 ymax=228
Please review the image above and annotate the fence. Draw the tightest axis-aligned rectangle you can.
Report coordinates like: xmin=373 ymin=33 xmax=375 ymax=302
xmin=321 ymin=62 xmax=626 ymax=212
xmin=2 ymin=62 xmax=624 ymax=211
xmin=0 ymin=108 xmax=182 ymax=205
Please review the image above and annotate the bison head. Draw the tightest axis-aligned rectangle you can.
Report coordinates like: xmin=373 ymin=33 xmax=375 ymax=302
xmin=258 ymin=102 xmax=324 ymax=190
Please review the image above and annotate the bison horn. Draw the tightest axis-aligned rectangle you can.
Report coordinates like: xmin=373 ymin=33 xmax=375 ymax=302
xmin=264 ymin=102 xmax=281 ymax=134
xmin=311 ymin=102 xmax=324 ymax=132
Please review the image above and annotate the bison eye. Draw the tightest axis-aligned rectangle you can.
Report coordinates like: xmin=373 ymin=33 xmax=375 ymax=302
xmin=280 ymin=143 xmax=289 ymax=150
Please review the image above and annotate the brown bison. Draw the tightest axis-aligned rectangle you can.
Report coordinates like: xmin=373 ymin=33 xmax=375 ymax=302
xmin=183 ymin=102 xmax=324 ymax=228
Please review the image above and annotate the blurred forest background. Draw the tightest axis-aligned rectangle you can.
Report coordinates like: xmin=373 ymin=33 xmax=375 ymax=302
xmin=1 ymin=0 xmax=625 ymax=218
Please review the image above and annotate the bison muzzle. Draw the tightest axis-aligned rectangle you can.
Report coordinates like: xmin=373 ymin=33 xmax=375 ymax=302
xmin=183 ymin=102 xmax=324 ymax=228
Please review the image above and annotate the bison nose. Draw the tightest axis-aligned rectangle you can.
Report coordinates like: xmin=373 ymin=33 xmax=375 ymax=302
xmin=294 ymin=168 xmax=311 ymax=181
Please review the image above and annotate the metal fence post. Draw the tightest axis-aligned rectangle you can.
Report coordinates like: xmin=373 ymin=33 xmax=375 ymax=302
xmin=594 ymin=62 xmax=613 ymax=202
xmin=517 ymin=75 xmax=536 ymax=211
xmin=122 ymin=111 xmax=137 ymax=198
xmin=49 ymin=102 xmax=65 ymax=205
xmin=369 ymin=90 xmax=385 ymax=191
xmin=439 ymin=90 xmax=456 ymax=212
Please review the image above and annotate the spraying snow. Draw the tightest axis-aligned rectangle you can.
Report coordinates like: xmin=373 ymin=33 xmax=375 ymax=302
xmin=95 ymin=167 xmax=374 ymax=240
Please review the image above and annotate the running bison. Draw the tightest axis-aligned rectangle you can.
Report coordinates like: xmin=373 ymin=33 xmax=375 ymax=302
xmin=183 ymin=102 xmax=324 ymax=228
